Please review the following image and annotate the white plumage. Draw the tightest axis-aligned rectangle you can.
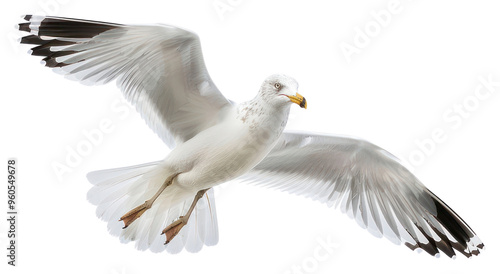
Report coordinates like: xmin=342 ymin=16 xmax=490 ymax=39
xmin=19 ymin=15 xmax=483 ymax=258
xmin=86 ymin=161 xmax=219 ymax=253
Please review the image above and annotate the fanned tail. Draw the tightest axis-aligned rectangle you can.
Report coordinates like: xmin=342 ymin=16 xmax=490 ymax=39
xmin=86 ymin=161 xmax=219 ymax=253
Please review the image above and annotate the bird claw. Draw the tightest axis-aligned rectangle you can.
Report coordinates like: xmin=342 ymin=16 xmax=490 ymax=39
xmin=119 ymin=202 xmax=150 ymax=228
xmin=162 ymin=216 xmax=187 ymax=244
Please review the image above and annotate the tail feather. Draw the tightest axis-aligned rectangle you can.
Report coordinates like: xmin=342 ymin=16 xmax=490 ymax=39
xmin=86 ymin=162 xmax=219 ymax=253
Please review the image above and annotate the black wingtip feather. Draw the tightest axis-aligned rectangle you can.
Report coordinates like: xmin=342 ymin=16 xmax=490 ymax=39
xmin=18 ymin=15 xmax=123 ymax=68
xmin=427 ymin=189 xmax=475 ymax=246
xmin=406 ymin=189 xmax=484 ymax=258
xmin=414 ymin=224 xmax=440 ymax=256
xmin=30 ymin=16 xmax=121 ymax=39
xmin=18 ymin=15 xmax=122 ymax=42
xmin=403 ymin=189 xmax=483 ymax=258
xmin=20 ymin=35 xmax=44 ymax=45
xmin=18 ymin=22 xmax=30 ymax=32
xmin=427 ymin=223 xmax=456 ymax=258
xmin=42 ymin=57 xmax=70 ymax=68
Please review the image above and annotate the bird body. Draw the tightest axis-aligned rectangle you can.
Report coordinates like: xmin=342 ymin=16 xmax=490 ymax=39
xmin=163 ymin=83 xmax=294 ymax=192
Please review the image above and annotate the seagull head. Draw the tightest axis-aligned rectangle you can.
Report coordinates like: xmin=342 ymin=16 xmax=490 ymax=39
xmin=259 ymin=74 xmax=307 ymax=110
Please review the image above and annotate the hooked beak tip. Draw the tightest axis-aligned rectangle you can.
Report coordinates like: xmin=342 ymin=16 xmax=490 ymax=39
xmin=287 ymin=92 xmax=307 ymax=109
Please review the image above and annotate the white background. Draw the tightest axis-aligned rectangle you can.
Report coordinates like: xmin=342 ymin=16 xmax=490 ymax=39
xmin=1 ymin=0 xmax=499 ymax=273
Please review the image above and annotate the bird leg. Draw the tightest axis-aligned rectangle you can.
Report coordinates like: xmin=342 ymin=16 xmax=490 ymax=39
xmin=119 ymin=173 xmax=179 ymax=229
xmin=162 ymin=188 xmax=210 ymax=245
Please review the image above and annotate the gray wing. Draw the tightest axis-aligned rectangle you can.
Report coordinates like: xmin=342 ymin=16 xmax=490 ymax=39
xmin=242 ymin=131 xmax=484 ymax=258
xmin=19 ymin=15 xmax=232 ymax=148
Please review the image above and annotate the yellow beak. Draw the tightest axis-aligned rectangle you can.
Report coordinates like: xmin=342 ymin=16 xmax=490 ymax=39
xmin=287 ymin=92 xmax=307 ymax=109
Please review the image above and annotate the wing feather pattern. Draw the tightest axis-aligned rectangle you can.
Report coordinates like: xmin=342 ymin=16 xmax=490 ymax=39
xmin=19 ymin=15 xmax=232 ymax=148
xmin=242 ymin=131 xmax=484 ymax=258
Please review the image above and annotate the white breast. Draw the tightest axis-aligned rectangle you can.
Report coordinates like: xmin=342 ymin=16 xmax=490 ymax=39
xmin=164 ymin=102 xmax=289 ymax=191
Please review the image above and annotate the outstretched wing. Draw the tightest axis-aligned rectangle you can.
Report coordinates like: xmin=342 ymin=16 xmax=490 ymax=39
xmin=19 ymin=15 xmax=232 ymax=148
xmin=242 ymin=131 xmax=484 ymax=258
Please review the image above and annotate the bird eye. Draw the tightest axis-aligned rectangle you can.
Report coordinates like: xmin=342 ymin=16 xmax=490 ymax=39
xmin=274 ymin=83 xmax=282 ymax=90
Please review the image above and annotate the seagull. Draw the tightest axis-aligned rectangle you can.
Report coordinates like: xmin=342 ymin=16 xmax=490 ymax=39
xmin=19 ymin=15 xmax=484 ymax=258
